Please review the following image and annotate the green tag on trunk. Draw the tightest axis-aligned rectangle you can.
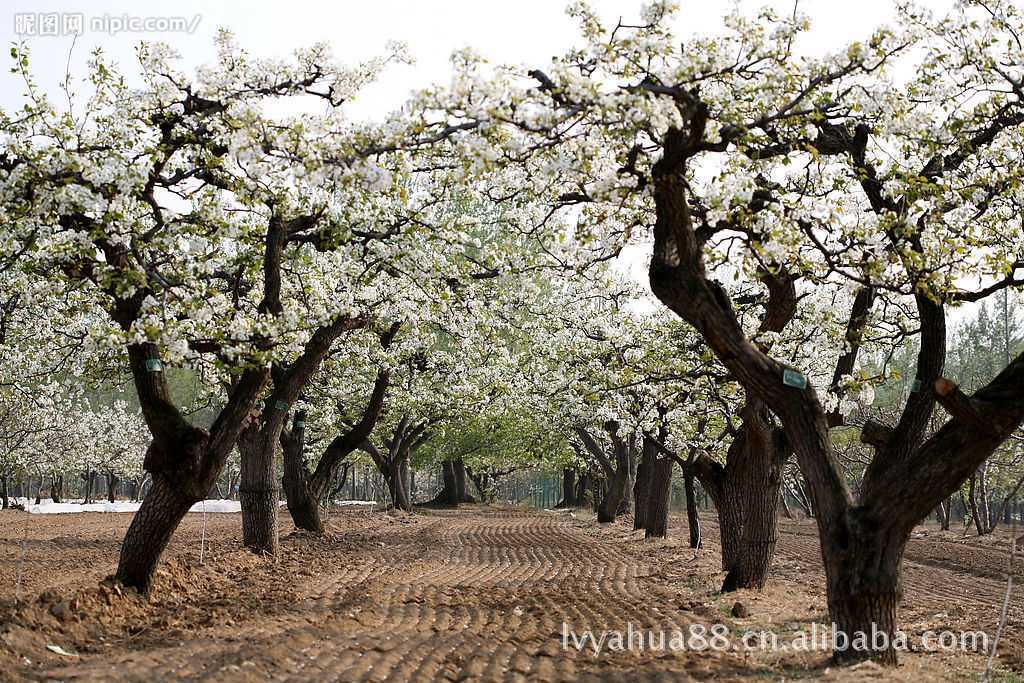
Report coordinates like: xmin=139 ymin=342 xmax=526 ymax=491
xmin=274 ymin=400 xmax=289 ymax=411
xmin=144 ymin=358 xmax=163 ymax=372
xmin=294 ymin=421 xmax=305 ymax=429
xmin=782 ymin=368 xmax=807 ymax=389
xmin=910 ymin=378 xmax=922 ymax=393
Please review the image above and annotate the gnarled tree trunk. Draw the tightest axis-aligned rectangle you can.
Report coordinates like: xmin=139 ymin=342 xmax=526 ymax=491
xmin=116 ymin=474 xmax=198 ymax=592
xmin=597 ymin=467 xmax=628 ymax=523
xmin=576 ymin=422 xmax=635 ymax=524
xmin=429 ymin=458 xmax=476 ymax=506
xmin=281 ymin=410 xmax=323 ymax=533
xmin=361 ymin=414 xmax=430 ymax=513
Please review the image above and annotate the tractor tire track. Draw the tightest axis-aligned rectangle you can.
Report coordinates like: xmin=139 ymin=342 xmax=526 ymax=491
xmin=41 ymin=513 xmax=682 ymax=682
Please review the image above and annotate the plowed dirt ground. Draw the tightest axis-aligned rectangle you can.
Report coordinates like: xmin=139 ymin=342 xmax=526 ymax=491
xmin=0 ymin=506 xmax=1020 ymax=681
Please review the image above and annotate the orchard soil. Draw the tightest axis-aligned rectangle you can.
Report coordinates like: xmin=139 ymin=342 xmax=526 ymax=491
xmin=0 ymin=506 xmax=1020 ymax=681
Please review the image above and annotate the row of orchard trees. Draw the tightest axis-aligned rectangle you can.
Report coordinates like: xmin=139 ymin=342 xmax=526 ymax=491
xmin=406 ymin=0 xmax=1024 ymax=664
xmin=1 ymin=0 xmax=1024 ymax=666
xmin=0 ymin=392 xmax=148 ymax=507
xmin=0 ymin=277 xmax=150 ymax=506
xmin=0 ymin=27 xmax=567 ymax=593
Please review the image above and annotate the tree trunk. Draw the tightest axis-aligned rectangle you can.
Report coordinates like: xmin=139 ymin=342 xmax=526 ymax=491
xmin=684 ymin=469 xmax=701 ymax=549
xmin=644 ymin=454 xmax=674 ymax=539
xmin=714 ymin=481 xmax=744 ymax=575
xmin=597 ymin=467 xmax=628 ymax=523
xmin=401 ymin=457 xmax=412 ymax=505
xmin=453 ymin=459 xmax=475 ymax=503
xmin=721 ymin=457 xmax=782 ymax=592
xmin=441 ymin=460 xmax=458 ymax=505
xmin=0 ymin=474 xmax=8 ymax=509
xmin=83 ymin=468 xmax=94 ymax=504
xmin=115 ymin=475 xmax=199 ymax=593
xmin=238 ymin=426 xmax=280 ymax=556
xmin=281 ymin=417 xmax=323 ymax=534
xmin=825 ymin=529 xmax=904 ymax=665
xmin=556 ymin=468 xmax=577 ymax=508
xmin=969 ymin=473 xmax=986 ymax=536
xmin=617 ymin=441 xmax=636 ymax=516
xmin=692 ymin=404 xmax=786 ymax=592
xmin=633 ymin=438 xmax=655 ymax=531
xmin=574 ymin=472 xmax=592 ymax=509
xmin=51 ymin=474 xmax=63 ymax=504
xmin=431 ymin=459 xmax=475 ymax=506
xmin=387 ymin=457 xmax=412 ymax=512
xmin=107 ymin=473 xmax=120 ymax=503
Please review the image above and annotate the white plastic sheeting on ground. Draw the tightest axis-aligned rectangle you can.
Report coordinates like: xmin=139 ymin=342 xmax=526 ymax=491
xmin=20 ymin=499 xmax=242 ymax=514
xmin=14 ymin=498 xmax=378 ymax=514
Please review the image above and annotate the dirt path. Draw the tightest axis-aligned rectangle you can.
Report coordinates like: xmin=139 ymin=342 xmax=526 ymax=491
xmin=3 ymin=509 xmax=1017 ymax=681
xmin=37 ymin=511 xmax=652 ymax=681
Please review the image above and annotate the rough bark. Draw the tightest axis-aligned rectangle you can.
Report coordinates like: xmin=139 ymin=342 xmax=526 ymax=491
xmin=115 ymin=475 xmax=198 ymax=593
xmin=646 ymin=113 xmax=1024 ymax=662
xmin=644 ymin=453 xmax=674 ymax=539
xmin=721 ymin=407 xmax=787 ymax=592
xmin=281 ymin=410 xmax=322 ymax=533
xmin=633 ymin=437 xmax=655 ymax=531
xmin=238 ymin=423 xmax=280 ymax=556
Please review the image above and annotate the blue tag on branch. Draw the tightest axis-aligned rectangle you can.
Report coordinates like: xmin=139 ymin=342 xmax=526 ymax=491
xmin=144 ymin=358 xmax=163 ymax=372
xmin=910 ymin=379 xmax=922 ymax=393
xmin=782 ymin=368 xmax=807 ymax=389
xmin=274 ymin=400 xmax=289 ymax=412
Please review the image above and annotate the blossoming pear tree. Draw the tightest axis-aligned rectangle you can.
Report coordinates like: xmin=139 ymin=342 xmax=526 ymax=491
xmin=412 ymin=0 xmax=1024 ymax=663
xmin=0 ymin=32 xmax=479 ymax=591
